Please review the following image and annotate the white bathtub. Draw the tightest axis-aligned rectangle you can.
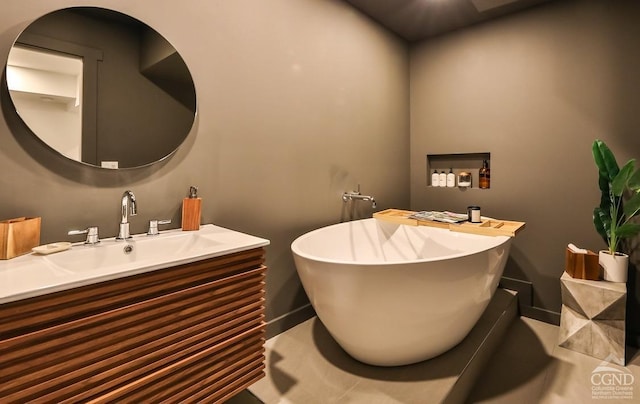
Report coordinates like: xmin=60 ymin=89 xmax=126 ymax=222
xmin=291 ymin=218 xmax=512 ymax=366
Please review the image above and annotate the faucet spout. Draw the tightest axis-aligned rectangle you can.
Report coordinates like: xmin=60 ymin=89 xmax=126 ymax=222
xmin=129 ymin=193 xmax=137 ymax=216
xmin=342 ymin=190 xmax=377 ymax=209
xmin=120 ymin=190 xmax=137 ymax=223
xmin=117 ymin=190 xmax=137 ymax=240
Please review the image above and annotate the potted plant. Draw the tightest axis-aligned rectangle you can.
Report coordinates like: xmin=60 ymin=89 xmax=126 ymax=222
xmin=592 ymin=139 xmax=640 ymax=282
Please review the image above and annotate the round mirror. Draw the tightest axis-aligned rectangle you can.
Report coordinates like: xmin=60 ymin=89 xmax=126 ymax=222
xmin=5 ymin=7 xmax=196 ymax=169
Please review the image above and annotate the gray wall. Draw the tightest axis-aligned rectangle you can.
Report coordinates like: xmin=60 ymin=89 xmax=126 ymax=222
xmin=0 ymin=0 xmax=409 ymax=334
xmin=410 ymin=0 xmax=640 ymax=340
xmin=5 ymin=0 xmax=636 ymax=344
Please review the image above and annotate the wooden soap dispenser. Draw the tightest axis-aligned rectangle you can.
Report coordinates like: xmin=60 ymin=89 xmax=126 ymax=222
xmin=182 ymin=186 xmax=201 ymax=231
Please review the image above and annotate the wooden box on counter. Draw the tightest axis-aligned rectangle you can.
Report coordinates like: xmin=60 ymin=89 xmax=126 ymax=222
xmin=0 ymin=217 xmax=41 ymax=260
xmin=565 ymin=247 xmax=600 ymax=280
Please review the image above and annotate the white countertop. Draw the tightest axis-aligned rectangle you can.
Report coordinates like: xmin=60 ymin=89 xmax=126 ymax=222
xmin=0 ymin=224 xmax=269 ymax=304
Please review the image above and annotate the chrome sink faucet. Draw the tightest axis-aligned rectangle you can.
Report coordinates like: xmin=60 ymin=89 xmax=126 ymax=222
xmin=68 ymin=226 xmax=100 ymax=245
xmin=116 ymin=190 xmax=137 ymax=240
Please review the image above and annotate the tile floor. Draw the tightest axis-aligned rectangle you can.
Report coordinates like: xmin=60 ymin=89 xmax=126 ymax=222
xmin=469 ymin=317 xmax=640 ymax=403
xmin=229 ymin=315 xmax=640 ymax=403
xmin=248 ymin=289 xmax=516 ymax=403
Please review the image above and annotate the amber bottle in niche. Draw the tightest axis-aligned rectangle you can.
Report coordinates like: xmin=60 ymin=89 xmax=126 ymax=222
xmin=479 ymin=160 xmax=490 ymax=189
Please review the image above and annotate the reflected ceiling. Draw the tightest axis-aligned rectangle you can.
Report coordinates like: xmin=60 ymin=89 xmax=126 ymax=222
xmin=344 ymin=0 xmax=556 ymax=41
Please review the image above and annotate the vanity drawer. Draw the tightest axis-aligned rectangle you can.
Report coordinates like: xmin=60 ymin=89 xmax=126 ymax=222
xmin=1 ymin=248 xmax=265 ymax=337
xmin=0 ymin=249 xmax=267 ymax=403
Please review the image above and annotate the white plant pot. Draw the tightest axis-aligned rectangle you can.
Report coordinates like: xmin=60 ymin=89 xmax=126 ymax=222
xmin=599 ymin=250 xmax=629 ymax=283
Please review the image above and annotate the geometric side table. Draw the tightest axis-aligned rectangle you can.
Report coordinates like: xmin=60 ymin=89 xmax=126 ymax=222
xmin=559 ymin=272 xmax=627 ymax=365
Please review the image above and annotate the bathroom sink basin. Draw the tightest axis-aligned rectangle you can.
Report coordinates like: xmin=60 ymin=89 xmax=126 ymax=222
xmin=0 ymin=224 xmax=269 ymax=304
xmin=44 ymin=232 xmax=221 ymax=273
xmin=43 ymin=225 xmax=263 ymax=274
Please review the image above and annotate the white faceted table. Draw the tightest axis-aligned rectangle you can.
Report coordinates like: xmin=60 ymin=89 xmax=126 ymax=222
xmin=559 ymin=272 xmax=627 ymax=365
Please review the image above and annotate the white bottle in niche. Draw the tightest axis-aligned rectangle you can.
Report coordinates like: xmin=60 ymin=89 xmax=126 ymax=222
xmin=431 ymin=170 xmax=440 ymax=187
xmin=439 ymin=171 xmax=447 ymax=187
xmin=446 ymin=169 xmax=455 ymax=187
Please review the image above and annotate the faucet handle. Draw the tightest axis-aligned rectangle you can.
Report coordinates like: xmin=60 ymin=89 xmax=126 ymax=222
xmin=68 ymin=226 xmax=100 ymax=245
xmin=147 ymin=219 xmax=171 ymax=236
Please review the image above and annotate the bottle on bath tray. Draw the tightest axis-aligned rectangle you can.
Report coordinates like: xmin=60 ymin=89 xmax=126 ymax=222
xmin=446 ymin=168 xmax=455 ymax=187
xmin=438 ymin=171 xmax=447 ymax=187
xmin=182 ymin=186 xmax=201 ymax=231
xmin=431 ymin=170 xmax=440 ymax=187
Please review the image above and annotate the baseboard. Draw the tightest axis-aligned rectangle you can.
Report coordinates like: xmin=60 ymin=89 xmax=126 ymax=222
xmin=499 ymin=276 xmax=561 ymax=326
xmin=520 ymin=305 xmax=561 ymax=326
xmin=499 ymin=276 xmax=532 ymax=307
xmin=265 ymin=303 xmax=316 ymax=339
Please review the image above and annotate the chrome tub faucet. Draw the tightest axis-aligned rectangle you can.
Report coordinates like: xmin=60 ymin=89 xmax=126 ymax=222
xmin=342 ymin=185 xmax=377 ymax=209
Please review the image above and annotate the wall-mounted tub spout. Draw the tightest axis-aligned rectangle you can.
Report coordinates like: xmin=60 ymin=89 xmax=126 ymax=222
xmin=342 ymin=185 xmax=376 ymax=209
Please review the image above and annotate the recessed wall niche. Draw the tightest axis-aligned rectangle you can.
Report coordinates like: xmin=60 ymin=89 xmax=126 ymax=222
xmin=426 ymin=152 xmax=491 ymax=189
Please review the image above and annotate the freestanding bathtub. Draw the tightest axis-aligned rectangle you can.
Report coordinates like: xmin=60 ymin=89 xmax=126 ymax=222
xmin=291 ymin=218 xmax=512 ymax=366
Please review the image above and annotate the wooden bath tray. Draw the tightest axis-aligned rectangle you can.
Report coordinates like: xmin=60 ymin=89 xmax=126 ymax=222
xmin=373 ymin=209 xmax=525 ymax=237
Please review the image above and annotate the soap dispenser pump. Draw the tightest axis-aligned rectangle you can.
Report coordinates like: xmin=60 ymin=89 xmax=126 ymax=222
xmin=431 ymin=170 xmax=440 ymax=187
xmin=438 ymin=171 xmax=447 ymax=187
xmin=446 ymin=168 xmax=455 ymax=187
xmin=182 ymin=186 xmax=201 ymax=231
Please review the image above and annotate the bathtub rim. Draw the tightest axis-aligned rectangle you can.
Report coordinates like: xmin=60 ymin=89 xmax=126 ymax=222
xmin=291 ymin=218 xmax=511 ymax=266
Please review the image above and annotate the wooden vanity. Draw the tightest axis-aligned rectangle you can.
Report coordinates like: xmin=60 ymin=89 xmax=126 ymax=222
xmin=0 ymin=247 xmax=267 ymax=403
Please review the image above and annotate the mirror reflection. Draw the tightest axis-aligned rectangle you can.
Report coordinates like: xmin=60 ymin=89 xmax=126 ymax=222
xmin=5 ymin=7 xmax=196 ymax=169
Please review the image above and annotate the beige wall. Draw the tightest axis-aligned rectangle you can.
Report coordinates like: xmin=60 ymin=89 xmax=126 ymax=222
xmin=410 ymin=0 xmax=640 ymax=334
xmin=0 ymin=0 xmax=409 ymax=333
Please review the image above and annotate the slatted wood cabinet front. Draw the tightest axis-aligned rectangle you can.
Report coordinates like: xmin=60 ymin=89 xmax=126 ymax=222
xmin=0 ymin=247 xmax=267 ymax=403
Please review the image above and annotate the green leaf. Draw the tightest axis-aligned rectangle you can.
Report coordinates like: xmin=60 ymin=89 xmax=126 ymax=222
xmin=629 ymin=168 xmax=640 ymax=191
xmin=615 ymin=222 xmax=640 ymax=238
xmin=592 ymin=140 xmax=619 ymax=181
xmin=598 ymin=172 xmax=611 ymax=210
xmin=611 ymin=159 xmax=635 ymax=196
xmin=593 ymin=207 xmax=610 ymax=244
xmin=623 ymin=191 xmax=640 ymax=219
